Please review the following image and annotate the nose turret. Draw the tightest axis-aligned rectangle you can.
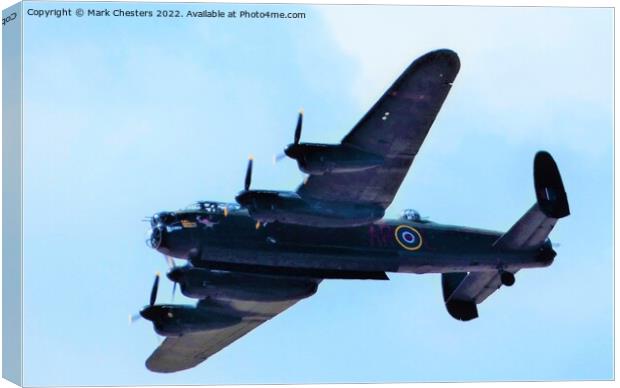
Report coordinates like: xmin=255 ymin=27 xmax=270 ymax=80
xmin=146 ymin=224 xmax=166 ymax=249
xmin=147 ymin=212 xmax=178 ymax=250
xmin=151 ymin=211 xmax=177 ymax=227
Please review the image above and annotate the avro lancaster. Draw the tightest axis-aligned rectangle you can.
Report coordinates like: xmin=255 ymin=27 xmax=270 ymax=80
xmin=133 ymin=49 xmax=570 ymax=373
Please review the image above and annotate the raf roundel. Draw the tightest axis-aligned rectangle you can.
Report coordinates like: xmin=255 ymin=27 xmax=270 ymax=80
xmin=394 ymin=225 xmax=423 ymax=251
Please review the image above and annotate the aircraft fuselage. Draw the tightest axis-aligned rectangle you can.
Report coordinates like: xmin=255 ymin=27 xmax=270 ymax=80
xmin=148 ymin=208 xmax=555 ymax=277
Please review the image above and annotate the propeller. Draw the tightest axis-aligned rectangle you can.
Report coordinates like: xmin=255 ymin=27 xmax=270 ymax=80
xmin=244 ymin=156 xmax=253 ymax=191
xmin=294 ymin=109 xmax=303 ymax=145
xmin=273 ymin=153 xmax=287 ymax=164
xmin=166 ymin=253 xmax=199 ymax=301
xmin=274 ymin=110 xmax=303 ymax=163
xmin=129 ymin=273 xmax=160 ymax=324
xmin=149 ymin=272 xmax=160 ymax=307
xmin=164 ymin=256 xmax=181 ymax=301
xmin=172 ymin=282 xmax=177 ymax=302
xmin=167 ymin=266 xmax=186 ymax=301
xmin=165 ymin=255 xmax=175 ymax=270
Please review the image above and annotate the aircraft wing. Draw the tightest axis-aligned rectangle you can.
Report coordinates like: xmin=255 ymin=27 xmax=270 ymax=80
xmin=145 ymin=282 xmax=320 ymax=373
xmin=297 ymin=49 xmax=460 ymax=207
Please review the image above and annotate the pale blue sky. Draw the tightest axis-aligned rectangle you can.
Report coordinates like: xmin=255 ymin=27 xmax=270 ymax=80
xmin=19 ymin=3 xmax=612 ymax=385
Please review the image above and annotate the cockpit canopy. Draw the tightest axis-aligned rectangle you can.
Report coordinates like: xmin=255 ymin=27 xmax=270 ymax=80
xmin=401 ymin=208 xmax=422 ymax=222
xmin=185 ymin=201 xmax=241 ymax=214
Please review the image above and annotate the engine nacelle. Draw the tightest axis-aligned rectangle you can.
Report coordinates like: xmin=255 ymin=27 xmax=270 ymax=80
xmin=235 ymin=190 xmax=384 ymax=227
xmin=140 ymin=304 xmax=241 ymax=337
xmin=168 ymin=266 xmax=319 ymax=302
xmin=285 ymin=143 xmax=384 ymax=175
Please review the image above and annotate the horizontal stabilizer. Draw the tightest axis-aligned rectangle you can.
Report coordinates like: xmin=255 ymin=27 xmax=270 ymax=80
xmin=441 ymin=152 xmax=569 ymax=321
xmin=493 ymin=204 xmax=558 ymax=250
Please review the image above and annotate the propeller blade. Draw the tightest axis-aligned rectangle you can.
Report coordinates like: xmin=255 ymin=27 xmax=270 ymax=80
xmin=244 ymin=157 xmax=253 ymax=191
xmin=165 ymin=255 xmax=175 ymax=269
xmin=172 ymin=282 xmax=177 ymax=302
xmin=129 ymin=313 xmax=141 ymax=324
xmin=149 ymin=273 xmax=160 ymax=307
xmin=273 ymin=153 xmax=287 ymax=164
xmin=294 ymin=110 xmax=303 ymax=145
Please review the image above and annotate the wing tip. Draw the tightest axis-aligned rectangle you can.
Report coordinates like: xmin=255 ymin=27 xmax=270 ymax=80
xmin=418 ymin=48 xmax=460 ymax=70
xmin=146 ymin=358 xmax=192 ymax=374
xmin=400 ymin=48 xmax=461 ymax=84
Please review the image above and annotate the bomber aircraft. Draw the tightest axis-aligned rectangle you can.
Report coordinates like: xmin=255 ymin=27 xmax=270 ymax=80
xmin=133 ymin=49 xmax=570 ymax=373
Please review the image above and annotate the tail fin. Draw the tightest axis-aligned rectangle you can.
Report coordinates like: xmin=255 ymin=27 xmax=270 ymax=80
xmin=442 ymin=272 xmax=479 ymax=321
xmin=534 ymin=151 xmax=570 ymax=219
xmin=493 ymin=151 xmax=569 ymax=250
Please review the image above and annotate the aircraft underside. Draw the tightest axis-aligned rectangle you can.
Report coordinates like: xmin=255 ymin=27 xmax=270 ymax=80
xmin=134 ymin=49 xmax=570 ymax=373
